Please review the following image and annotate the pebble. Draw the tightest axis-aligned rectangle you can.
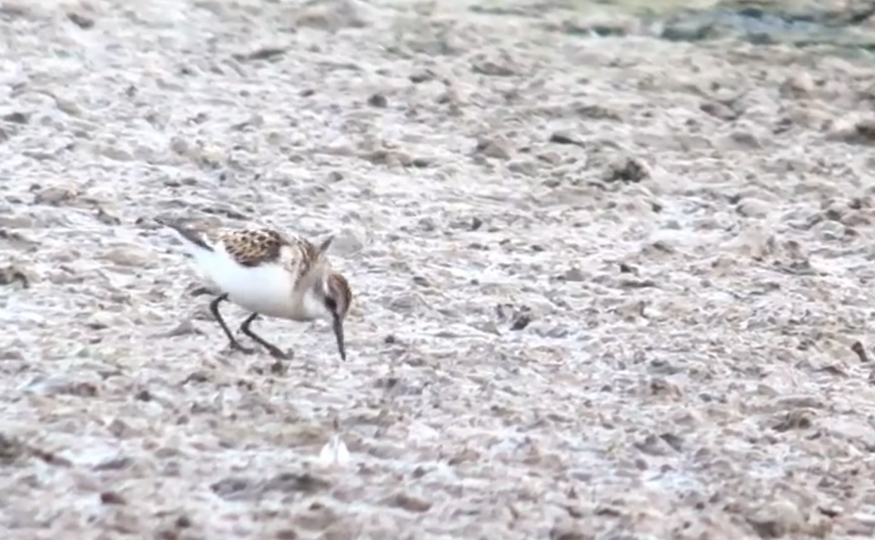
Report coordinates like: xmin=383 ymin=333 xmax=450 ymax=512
xmin=700 ymin=100 xmax=738 ymax=120
xmin=101 ymin=246 xmax=155 ymax=268
xmin=328 ymin=228 xmax=364 ymax=256
xmin=19 ymin=374 xmax=100 ymax=397
xmin=295 ymin=0 xmax=371 ymax=30
xmin=84 ymin=311 xmax=119 ymax=330
xmin=779 ymin=72 xmax=815 ymax=99
xmin=549 ymin=519 xmax=595 ymax=540
xmin=475 ymin=135 xmax=512 ymax=160
xmin=384 ymin=492 xmax=432 ymax=513
xmin=736 ymin=198 xmax=771 ymax=218
xmin=746 ymin=500 xmax=805 ymax=539
xmin=33 ymin=185 xmax=78 ymax=206
xmin=561 ymin=267 xmax=586 ymax=282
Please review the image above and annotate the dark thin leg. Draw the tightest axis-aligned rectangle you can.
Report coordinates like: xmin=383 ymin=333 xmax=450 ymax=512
xmin=240 ymin=313 xmax=289 ymax=359
xmin=209 ymin=294 xmax=254 ymax=354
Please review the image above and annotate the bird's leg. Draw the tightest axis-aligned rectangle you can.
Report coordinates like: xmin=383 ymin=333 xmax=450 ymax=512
xmin=239 ymin=313 xmax=290 ymax=360
xmin=209 ymin=294 xmax=254 ymax=354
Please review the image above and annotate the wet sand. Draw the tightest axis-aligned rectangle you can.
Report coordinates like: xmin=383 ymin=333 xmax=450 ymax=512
xmin=3 ymin=0 xmax=875 ymax=538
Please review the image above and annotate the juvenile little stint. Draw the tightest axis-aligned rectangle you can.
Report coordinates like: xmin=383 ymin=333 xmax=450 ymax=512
xmin=158 ymin=218 xmax=352 ymax=361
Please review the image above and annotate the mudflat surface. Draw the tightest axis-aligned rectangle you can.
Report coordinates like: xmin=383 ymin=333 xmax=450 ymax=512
xmin=4 ymin=0 xmax=875 ymax=538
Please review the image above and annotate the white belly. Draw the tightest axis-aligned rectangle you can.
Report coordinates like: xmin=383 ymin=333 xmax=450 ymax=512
xmin=194 ymin=249 xmax=295 ymax=319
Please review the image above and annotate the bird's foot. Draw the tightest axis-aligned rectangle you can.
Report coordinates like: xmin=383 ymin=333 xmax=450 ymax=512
xmin=264 ymin=345 xmax=292 ymax=360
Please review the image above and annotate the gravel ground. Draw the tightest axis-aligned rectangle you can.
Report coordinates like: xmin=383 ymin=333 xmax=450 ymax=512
xmin=4 ymin=0 xmax=875 ymax=538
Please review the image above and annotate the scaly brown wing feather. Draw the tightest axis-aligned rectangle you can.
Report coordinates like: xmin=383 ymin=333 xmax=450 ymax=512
xmin=220 ymin=228 xmax=290 ymax=267
xmin=220 ymin=227 xmax=328 ymax=284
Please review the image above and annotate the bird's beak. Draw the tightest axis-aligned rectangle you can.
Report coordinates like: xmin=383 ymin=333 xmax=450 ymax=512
xmin=332 ymin=314 xmax=346 ymax=361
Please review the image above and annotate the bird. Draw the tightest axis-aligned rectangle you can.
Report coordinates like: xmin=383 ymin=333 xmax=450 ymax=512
xmin=157 ymin=217 xmax=352 ymax=362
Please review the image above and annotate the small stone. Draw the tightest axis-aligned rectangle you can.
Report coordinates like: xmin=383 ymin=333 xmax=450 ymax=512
xmin=0 ymin=215 xmax=34 ymax=228
xmin=93 ymin=456 xmax=133 ymax=471
xmin=54 ymin=96 xmax=84 ymax=117
xmin=235 ymin=47 xmax=286 ymax=62
xmin=537 ymin=151 xmax=562 ymax=165
xmin=367 ymin=93 xmax=388 ymax=108
xmin=409 ymin=71 xmax=433 ymax=83
xmin=231 ymin=113 xmax=264 ymax=131
xmin=411 ymin=156 xmax=432 ymax=168
xmin=770 ymin=410 xmax=813 ymax=433
xmin=169 ymin=136 xmax=190 ymax=155
xmin=549 ymin=131 xmax=583 ymax=146
xmin=33 ymin=185 xmax=78 ymax=205
xmin=292 ymin=502 xmax=339 ymax=531
xmin=619 ymin=262 xmax=635 ymax=273
xmin=854 ymin=120 xmax=875 ymax=143
xmin=549 ymin=519 xmax=595 ymax=540
xmin=471 ymin=58 xmax=517 ymax=77
xmin=67 ymin=12 xmax=95 ymax=29
xmin=561 ymin=267 xmax=586 ymax=282
xmin=2 ymin=111 xmax=29 ymax=124
xmin=100 ymin=491 xmax=126 ymax=505
xmin=385 ymin=492 xmax=431 ymax=513
xmin=728 ymin=130 xmax=762 ymax=149
xmin=100 ymin=144 xmax=133 ymax=161
xmin=263 ymin=472 xmax=330 ymax=494
xmin=780 ymin=72 xmax=814 ymax=99
xmin=475 ymin=135 xmax=512 ymax=160
xmin=634 ymin=433 xmax=675 ymax=456
xmin=0 ymin=434 xmax=30 ymax=464
xmin=747 ymin=500 xmax=805 ymax=539
xmin=85 ymin=311 xmax=117 ymax=330
xmin=508 ymin=160 xmax=538 ymax=176
xmin=157 ymin=319 xmax=203 ymax=338
xmin=604 ymin=157 xmax=649 ymax=183
xmin=737 ymin=198 xmax=771 ymax=218
xmin=0 ymin=265 xmax=31 ymax=288
xmin=95 ymin=205 xmax=122 ymax=225
xmin=536 ymin=324 xmax=569 ymax=338
xmin=210 ymin=477 xmax=254 ymax=498
xmin=776 ymin=395 xmax=823 ymax=409
xmin=362 ymin=149 xmax=405 ymax=166
xmin=660 ymin=432 xmax=684 ymax=452
xmin=295 ymin=0 xmax=371 ymax=30
xmin=510 ymin=312 xmax=532 ymax=331
xmin=21 ymin=374 xmax=99 ymax=397
xmin=418 ymin=217 xmax=436 ymax=232
xmin=700 ymin=100 xmax=738 ymax=121
xmin=102 ymin=247 xmax=153 ymax=267
xmin=807 ymin=512 xmax=833 ymax=538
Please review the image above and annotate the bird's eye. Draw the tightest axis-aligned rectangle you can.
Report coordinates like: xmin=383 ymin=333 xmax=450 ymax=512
xmin=325 ymin=297 xmax=337 ymax=312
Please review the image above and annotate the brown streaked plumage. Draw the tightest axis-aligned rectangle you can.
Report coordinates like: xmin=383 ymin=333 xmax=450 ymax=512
xmin=158 ymin=217 xmax=353 ymax=362
xmin=221 ymin=228 xmax=287 ymax=267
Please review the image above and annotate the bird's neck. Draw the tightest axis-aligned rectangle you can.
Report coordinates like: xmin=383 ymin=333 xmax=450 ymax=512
xmin=289 ymin=269 xmax=330 ymax=322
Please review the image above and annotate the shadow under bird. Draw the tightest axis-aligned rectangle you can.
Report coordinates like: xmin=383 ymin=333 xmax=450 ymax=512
xmin=158 ymin=218 xmax=352 ymax=361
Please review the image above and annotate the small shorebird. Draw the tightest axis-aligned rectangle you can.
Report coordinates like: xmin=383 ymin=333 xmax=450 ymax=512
xmin=158 ymin=218 xmax=352 ymax=362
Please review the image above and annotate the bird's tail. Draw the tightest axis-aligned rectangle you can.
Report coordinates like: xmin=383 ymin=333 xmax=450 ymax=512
xmin=156 ymin=217 xmax=214 ymax=252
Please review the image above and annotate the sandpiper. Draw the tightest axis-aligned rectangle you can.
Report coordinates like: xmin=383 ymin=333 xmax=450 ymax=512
xmin=157 ymin=218 xmax=352 ymax=361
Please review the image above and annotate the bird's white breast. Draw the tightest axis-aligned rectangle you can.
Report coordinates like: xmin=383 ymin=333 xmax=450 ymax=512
xmin=192 ymin=244 xmax=297 ymax=319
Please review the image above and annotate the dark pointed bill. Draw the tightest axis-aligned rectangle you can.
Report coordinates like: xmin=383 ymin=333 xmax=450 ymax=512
xmin=332 ymin=314 xmax=346 ymax=361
